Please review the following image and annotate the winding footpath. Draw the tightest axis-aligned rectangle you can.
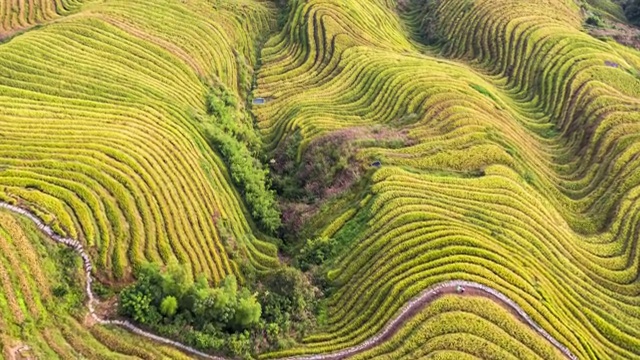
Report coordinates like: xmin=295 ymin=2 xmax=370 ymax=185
xmin=0 ymin=202 xmax=578 ymax=360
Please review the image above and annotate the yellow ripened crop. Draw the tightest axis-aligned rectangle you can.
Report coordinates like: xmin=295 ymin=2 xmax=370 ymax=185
xmin=0 ymin=208 xmax=183 ymax=358
xmin=0 ymin=0 xmax=84 ymax=36
xmin=0 ymin=0 xmax=280 ymax=282
xmin=256 ymin=0 xmax=640 ymax=358
xmin=2 ymin=0 xmax=640 ymax=358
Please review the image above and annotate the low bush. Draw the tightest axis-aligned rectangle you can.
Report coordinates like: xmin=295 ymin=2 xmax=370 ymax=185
xmin=258 ymin=267 xmax=320 ymax=337
xmin=585 ymin=14 xmax=605 ymax=27
xmin=272 ymin=131 xmax=360 ymax=203
xmin=298 ymin=236 xmax=337 ymax=271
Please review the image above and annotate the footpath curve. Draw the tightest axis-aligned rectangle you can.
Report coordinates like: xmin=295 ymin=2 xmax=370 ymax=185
xmin=0 ymin=202 xmax=578 ymax=360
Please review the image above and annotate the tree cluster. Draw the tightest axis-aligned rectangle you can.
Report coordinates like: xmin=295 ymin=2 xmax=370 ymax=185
xmin=272 ymin=132 xmax=357 ymax=203
xmin=119 ymin=264 xmax=261 ymax=357
xmin=119 ymin=264 xmax=320 ymax=358
xmin=623 ymin=0 xmax=640 ymax=25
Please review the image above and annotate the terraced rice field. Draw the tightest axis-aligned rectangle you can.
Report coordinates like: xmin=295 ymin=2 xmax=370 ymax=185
xmin=0 ymin=0 xmax=279 ymax=283
xmin=0 ymin=0 xmax=84 ymax=38
xmin=254 ymin=0 xmax=640 ymax=358
xmin=3 ymin=200 xmax=577 ymax=360
xmin=1 ymin=0 xmax=640 ymax=358
xmin=0 ymin=208 xmax=196 ymax=359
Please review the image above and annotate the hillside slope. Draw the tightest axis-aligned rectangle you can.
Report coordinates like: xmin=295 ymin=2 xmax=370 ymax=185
xmin=0 ymin=0 xmax=639 ymax=359
xmin=0 ymin=0 xmax=283 ymax=357
xmin=0 ymin=208 xmax=196 ymax=359
xmin=255 ymin=0 xmax=640 ymax=358
xmin=0 ymin=0 xmax=279 ymax=283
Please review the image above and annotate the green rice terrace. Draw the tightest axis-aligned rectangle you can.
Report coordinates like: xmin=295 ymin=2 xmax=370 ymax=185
xmin=0 ymin=0 xmax=639 ymax=359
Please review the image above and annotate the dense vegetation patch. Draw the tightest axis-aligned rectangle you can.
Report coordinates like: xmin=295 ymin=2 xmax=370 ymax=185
xmin=119 ymin=264 xmax=320 ymax=358
xmin=203 ymin=86 xmax=281 ymax=234
xmin=271 ymin=126 xmax=408 ymax=247
xmin=272 ymin=132 xmax=358 ymax=203
xmin=271 ymin=131 xmax=361 ymax=244
xmin=623 ymin=0 xmax=640 ymax=24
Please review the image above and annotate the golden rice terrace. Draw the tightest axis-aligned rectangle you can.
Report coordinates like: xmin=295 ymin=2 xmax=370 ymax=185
xmin=0 ymin=0 xmax=639 ymax=359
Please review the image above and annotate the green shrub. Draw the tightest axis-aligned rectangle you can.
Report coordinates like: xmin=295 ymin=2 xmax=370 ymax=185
xmin=298 ymin=236 xmax=337 ymax=270
xmin=585 ymin=14 xmax=605 ymax=27
xmin=258 ymin=267 xmax=319 ymax=337
xmin=204 ymin=86 xmax=281 ymax=233
xmin=232 ymin=290 xmax=262 ymax=330
xmin=120 ymin=288 xmax=153 ymax=324
xmin=226 ymin=331 xmax=253 ymax=358
xmin=160 ymin=296 xmax=178 ymax=317
xmin=91 ymin=281 xmax=113 ymax=300
xmin=53 ymin=285 xmax=68 ymax=298
xmin=261 ymin=268 xmax=314 ymax=311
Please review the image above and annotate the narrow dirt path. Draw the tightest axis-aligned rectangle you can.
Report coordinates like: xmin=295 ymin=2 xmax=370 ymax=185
xmin=284 ymin=283 xmax=578 ymax=360
xmin=0 ymin=202 xmax=578 ymax=360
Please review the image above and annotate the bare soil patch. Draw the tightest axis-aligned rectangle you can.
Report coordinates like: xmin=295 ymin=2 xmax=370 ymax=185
xmin=590 ymin=22 xmax=640 ymax=50
xmin=84 ymin=295 xmax=119 ymax=327
xmin=7 ymin=344 xmax=32 ymax=360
